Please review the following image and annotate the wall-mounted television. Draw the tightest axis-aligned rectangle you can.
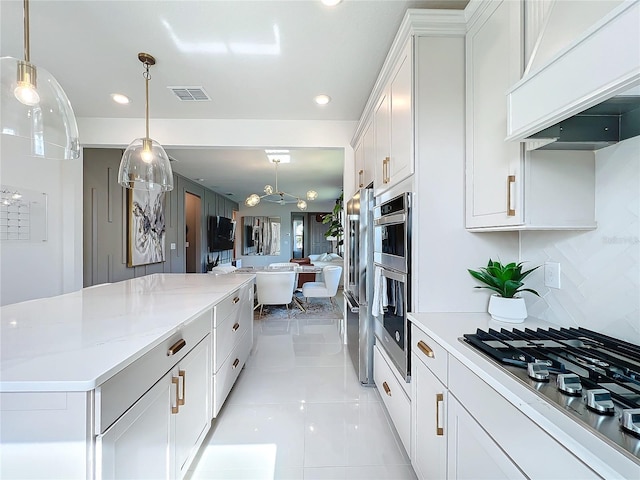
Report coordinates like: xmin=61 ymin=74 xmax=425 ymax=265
xmin=208 ymin=216 xmax=235 ymax=252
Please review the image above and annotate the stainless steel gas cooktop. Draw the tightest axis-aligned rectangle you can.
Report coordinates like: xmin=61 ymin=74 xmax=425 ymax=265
xmin=462 ymin=326 xmax=640 ymax=462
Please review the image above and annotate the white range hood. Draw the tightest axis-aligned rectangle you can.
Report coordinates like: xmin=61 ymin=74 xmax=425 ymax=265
xmin=506 ymin=0 xmax=640 ymax=147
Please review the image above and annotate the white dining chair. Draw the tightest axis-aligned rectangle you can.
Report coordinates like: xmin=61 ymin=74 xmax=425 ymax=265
xmin=301 ymin=265 xmax=342 ymax=308
xmin=255 ymin=270 xmax=297 ymax=318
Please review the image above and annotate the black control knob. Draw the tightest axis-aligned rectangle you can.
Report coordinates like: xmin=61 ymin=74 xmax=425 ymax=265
xmin=583 ymin=388 xmax=614 ymax=415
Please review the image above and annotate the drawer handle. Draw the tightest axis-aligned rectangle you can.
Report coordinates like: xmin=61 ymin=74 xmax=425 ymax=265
xmin=167 ymin=339 xmax=186 ymax=356
xmin=507 ymin=175 xmax=516 ymax=216
xmin=178 ymin=370 xmax=186 ymax=406
xmin=232 ymin=358 xmax=240 ymax=369
xmin=417 ymin=340 xmax=434 ymax=358
xmin=171 ymin=377 xmax=180 ymax=414
xmin=232 ymin=322 xmax=240 ymax=332
xmin=358 ymin=169 xmax=364 ymax=188
xmin=232 ymin=296 xmax=240 ymax=304
xmin=436 ymin=393 xmax=444 ymax=436
xmin=382 ymin=381 xmax=392 ymax=397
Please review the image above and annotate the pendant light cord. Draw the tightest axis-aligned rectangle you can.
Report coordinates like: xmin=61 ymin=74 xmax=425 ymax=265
xmin=23 ymin=0 xmax=30 ymax=62
xmin=144 ymin=62 xmax=150 ymax=139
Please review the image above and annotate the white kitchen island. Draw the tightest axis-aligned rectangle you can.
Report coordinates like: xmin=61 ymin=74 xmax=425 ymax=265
xmin=0 ymin=273 xmax=255 ymax=479
xmin=408 ymin=313 xmax=640 ymax=480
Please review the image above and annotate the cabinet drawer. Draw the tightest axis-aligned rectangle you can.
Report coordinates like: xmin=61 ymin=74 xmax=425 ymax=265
xmin=214 ymin=285 xmax=248 ymax=328
xmin=96 ymin=309 xmax=211 ymax=434
xmin=373 ymin=344 xmax=410 ymax=454
xmin=411 ymin=324 xmax=448 ymax=386
xmin=213 ymin=308 xmax=250 ymax=373
xmin=449 ymin=356 xmax=599 ymax=478
xmin=212 ymin=330 xmax=252 ymax=417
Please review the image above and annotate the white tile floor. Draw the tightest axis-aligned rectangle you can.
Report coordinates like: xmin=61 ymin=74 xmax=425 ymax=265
xmin=187 ymin=294 xmax=416 ymax=480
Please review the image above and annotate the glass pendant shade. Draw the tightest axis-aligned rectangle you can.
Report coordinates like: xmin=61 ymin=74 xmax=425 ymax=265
xmin=245 ymin=193 xmax=261 ymax=207
xmin=1 ymin=56 xmax=79 ymax=160
xmin=297 ymin=199 xmax=308 ymax=211
xmin=118 ymin=137 xmax=173 ymax=191
xmin=306 ymin=190 xmax=318 ymax=201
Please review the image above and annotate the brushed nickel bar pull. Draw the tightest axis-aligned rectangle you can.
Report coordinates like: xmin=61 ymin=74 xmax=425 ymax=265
xmin=232 ymin=296 xmax=240 ymax=304
xmin=178 ymin=370 xmax=186 ymax=406
xmin=436 ymin=393 xmax=444 ymax=436
xmin=507 ymin=175 xmax=516 ymax=216
xmin=232 ymin=322 xmax=240 ymax=332
xmin=382 ymin=381 xmax=392 ymax=396
xmin=232 ymin=358 xmax=240 ymax=369
xmin=167 ymin=339 xmax=186 ymax=356
xmin=171 ymin=377 xmax=180 ymax=414
xmin=417 ymin=340 xmax=434 ymax=358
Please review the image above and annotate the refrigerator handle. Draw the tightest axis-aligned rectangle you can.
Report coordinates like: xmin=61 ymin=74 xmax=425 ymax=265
xmin=345 ymin=292 xmax=360 ymax=313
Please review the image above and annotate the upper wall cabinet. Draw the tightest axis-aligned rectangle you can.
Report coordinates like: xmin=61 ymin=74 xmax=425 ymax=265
xmin=351 ymin=9 xmax=458 ymax=198
xmin=465 ymin=0 xmax=597 ymax=231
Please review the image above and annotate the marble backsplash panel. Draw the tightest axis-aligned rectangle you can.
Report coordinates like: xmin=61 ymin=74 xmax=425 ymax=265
xmin=520 ymin=136 xmax=640 ymax=344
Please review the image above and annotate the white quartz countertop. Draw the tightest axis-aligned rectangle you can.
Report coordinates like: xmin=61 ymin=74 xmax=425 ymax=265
xmin=408 ymin=312 xmax=640 ymax=479
xmin=0 ymin=273 xmax=254 ymax=393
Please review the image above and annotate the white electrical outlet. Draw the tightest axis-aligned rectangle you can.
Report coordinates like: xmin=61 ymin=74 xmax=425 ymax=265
xmin=544 ymin=262 xmax=561 ymax=289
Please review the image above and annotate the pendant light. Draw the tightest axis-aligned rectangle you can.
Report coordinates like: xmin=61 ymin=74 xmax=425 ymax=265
xmin=117 ymin=53 xmax=174 ymax=192
xmin=0 ymin=0 xmax=79 ymax=159
xmin=244 ymin=158 xmax=317 ymax=211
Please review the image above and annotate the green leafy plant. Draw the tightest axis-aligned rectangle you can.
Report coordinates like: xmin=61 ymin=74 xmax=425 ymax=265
xmin=322 ymin=192 xmax=344 ymax=246
xmin=468 ymin=259 xmax=541 ymax=298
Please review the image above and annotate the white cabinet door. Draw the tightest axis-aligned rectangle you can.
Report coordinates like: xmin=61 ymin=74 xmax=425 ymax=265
xmin=447 ymin=396 xmax=525 ymax=480
xmin=355 ymin=120 xmax=375 ymax=190
xmin=373 ymin=345 xmax=410 ymax=454
xmin=411 ymin=352 xmax=446 ymax=480
xmin=374 ymin=89 xmax=390 ymax=194
xmin=465 ymin=0 xmax=523 ymax=229
xmin=174 ymin=335 xmax=212 ymax=478
xmin=389 ymin=40 xmax=413 ymax=188
xmin=97 ymin=371 xmax=173 ymax=480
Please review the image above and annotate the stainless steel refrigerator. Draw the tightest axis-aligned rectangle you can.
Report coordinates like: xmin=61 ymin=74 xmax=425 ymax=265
xmin=344 ymin=187 xmax=375 ymax=386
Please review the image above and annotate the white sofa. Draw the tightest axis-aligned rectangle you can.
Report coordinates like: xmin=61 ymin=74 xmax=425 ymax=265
xmin=308 ymin=253 xmax=344 ymax=286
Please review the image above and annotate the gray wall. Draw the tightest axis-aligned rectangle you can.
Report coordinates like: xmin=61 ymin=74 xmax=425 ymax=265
xmin=83 ymin=148 xmax=238 ymax=286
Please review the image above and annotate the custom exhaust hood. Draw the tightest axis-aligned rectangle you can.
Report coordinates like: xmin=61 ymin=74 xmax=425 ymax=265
xmin=506 ymin=1 xmax=640 ymax=151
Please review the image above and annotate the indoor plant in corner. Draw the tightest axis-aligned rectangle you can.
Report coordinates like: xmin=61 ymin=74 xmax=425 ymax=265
xmin=468 ymin=259 xmax=540 ymax=323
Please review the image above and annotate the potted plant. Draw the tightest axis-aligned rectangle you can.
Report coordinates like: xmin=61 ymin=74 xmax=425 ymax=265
xmin=322 ymin=192 xmax=344 ymax=254
xmin=468 ymin=259 xmax=540 ymax=323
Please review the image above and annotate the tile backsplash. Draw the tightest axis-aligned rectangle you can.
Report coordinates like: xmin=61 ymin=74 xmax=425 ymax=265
xmin=521 ymin=136 xmax=640 ymax=344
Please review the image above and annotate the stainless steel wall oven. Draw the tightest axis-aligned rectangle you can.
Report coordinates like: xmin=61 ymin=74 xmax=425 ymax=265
xmin=373 ymin=192 xmax=412 ymax=381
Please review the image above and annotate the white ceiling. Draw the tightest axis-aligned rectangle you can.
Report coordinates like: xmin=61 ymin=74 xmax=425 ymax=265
xmin=1 ymin=0 xmax=468 ymax=205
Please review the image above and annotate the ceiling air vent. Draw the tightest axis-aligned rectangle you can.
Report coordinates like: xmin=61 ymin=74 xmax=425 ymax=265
xmin=168 ymin=86 xmax=211 ymax=101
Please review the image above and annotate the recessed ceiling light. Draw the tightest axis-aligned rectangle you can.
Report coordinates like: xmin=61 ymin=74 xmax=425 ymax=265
xmin=321 ymin=0 xmax=343 ymax=6
xmin=197 ymin=178 xmax=205 ymax=182
xmin=111 ymin=93 xmax=130 ymax=105
xmin=314 ymin=94 xmax=331 ymax=105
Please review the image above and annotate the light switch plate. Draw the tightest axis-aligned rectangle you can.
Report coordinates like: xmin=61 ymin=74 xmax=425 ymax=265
xmin=544 ymin=262 xmax=561 ymax=289
xmin=170 ymin=243 xmax=176 ymax=250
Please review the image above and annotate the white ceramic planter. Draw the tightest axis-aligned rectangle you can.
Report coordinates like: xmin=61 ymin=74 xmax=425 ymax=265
xmin=488 ymin=294 xmax=527 ymax=323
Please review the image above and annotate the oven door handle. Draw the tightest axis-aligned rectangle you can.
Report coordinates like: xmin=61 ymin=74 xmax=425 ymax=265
xmin=377 ymin=266 xmax=407 ymax=283
xmin=374 ymin=213 xmax=406 ymax=226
